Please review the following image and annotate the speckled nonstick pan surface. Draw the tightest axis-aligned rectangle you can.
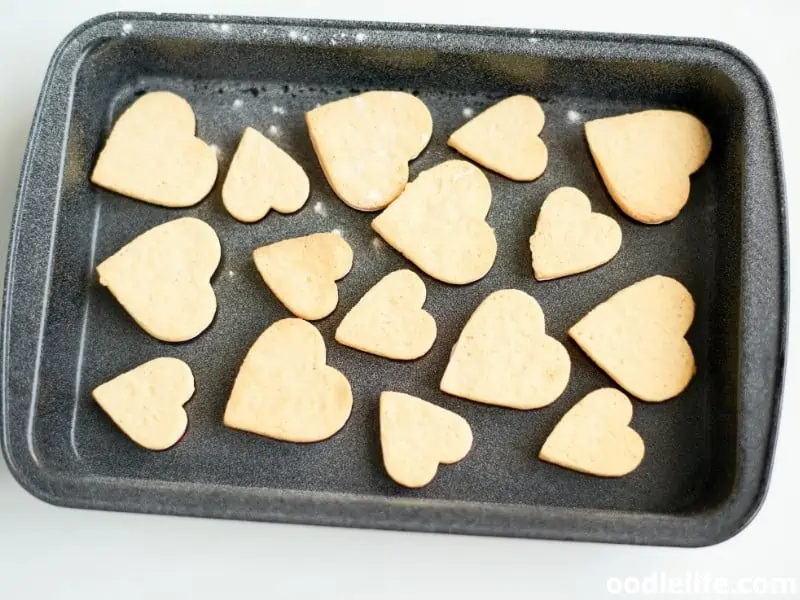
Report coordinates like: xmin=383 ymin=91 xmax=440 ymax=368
xmin=1 ymin=13 xmax=786 ymax=546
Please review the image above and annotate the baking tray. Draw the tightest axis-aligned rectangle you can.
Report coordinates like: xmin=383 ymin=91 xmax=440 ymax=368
xmin=1 ymin=12 xmax=787 ymax=547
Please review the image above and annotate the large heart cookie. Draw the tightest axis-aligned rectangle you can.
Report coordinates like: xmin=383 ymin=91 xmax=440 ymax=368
xmin=224 ymin=319 xmax=353 ymax=442
xmin=441 ymin=289 xmax=571 ymax=409
xmin=253 ymin=233 xmax=353 ymax=320
xmin=380 ymin=391 xmax=473 ymax=488
xmin=335 ymin=269 xmax=436 ymax=360
xmin=539 ymin=388 xmax=644 ymax=477
xmin=306 ymin=91 xmax=433 ymax=211
xmin=97 ymin=217 xmax=221 ymax=342
xmin=585 ymin=110 xmax=711 ymax=224
xmin=371 ymin=160 xmax=497 ymax=285
xmin=530 ymin=187 xmax=622 ymax=280
xmin=448 ymin=95 xmax=548 ymax=181
xmin=92 ymin=357 xmax=194 ymax=451
xmin=222 ymin=127 xmax=310 ymax=223
xmin=91 ymin=91 xmax=218 ymax=207
xmin=569 ymin=275 xmax=695 ymax=402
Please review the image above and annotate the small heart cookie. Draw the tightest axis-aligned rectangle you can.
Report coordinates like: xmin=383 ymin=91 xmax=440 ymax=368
xmin=539 ymin=388 xmax=645 ymax=477
xmin=92 ymin=357 xmax=194 ymax=451
xmin=91 ymin=91 xmax=218 ymax=207
xmin=448 ymin=95 xmax=548 ymax=181
xmin=224 ymin=319 xmax=353 ymax=442
xmin=222 ymin=127 xmax=310 ymax=223
xmin=97 ymin=217 xmax=221 ymax=342
xmin=371 ymin=160 xmax=497 ymax=285
xmin=585 ymin=110 xmax=711 ymax=224
xmin=306 ymin=91 xmax=433 ymax=211
xmin=335 ymin=269 xmax=436 ymax=360
xmin=441 ymin=289 xmax=571 ymax=409
xmin=380 ymin=391 xmax=473 ymax=488
xmin=253 ymin=233 xmax=353 ymax=320
xmin=569 ymin=275 xmax=695 ymax=402
xmin=530 ymin=187 xmax=622 ymax=280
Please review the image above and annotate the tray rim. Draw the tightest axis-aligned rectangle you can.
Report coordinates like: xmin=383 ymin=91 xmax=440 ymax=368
xmin=1 ymin=10 xmax=788 ymax=547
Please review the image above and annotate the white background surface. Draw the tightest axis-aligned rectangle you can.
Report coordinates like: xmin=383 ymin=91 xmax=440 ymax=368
xmin=1 ymin=1 xmax=797 ymax=598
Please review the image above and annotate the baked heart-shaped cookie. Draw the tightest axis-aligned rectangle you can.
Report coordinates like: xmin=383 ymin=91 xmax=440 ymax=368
xmin=539 ymin=388 xmax=644 ymax=477
xmin=440 ymin=289 xmax=571 ymax=409
xmin=91 ymin=91 xmax=218 ymax=207
xmin=448 ymin=95 xmax=548 ymax=181
xmin=335 ymin=269 xmax=436 ymax=360
xmin=569 ymin=275 xmax=695 ymax=402
xmin=380 ymin=391 xmax=473 ymax=488
xmin=223 ymin=319 xmax=353 ymax=442
xmin=371 ymin=160 xmax=497 ymax=285
xmin=530 ymin=187 xmax=622 ymax=280
xmin=222 ymin=126 xmax=310 ymax=223
xmin=97 ymin=217 xmax=221 ymax=342
xmin=306 ymin=91 xmax=433 ymax=211
xmin=92 ymin=357 xmax=195 ymax=451
xmin=585 ymin=110 xmax=711 ymax=224
xmin=253 ymin=232 xmax=353 ymax=320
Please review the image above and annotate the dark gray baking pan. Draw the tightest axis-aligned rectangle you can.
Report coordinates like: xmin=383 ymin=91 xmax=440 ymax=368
xmin=1 ymin=11 xmax=787 ymax=547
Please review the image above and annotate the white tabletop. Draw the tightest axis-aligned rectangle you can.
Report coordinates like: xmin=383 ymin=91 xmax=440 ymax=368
xmin=1 ymin=0 xmax=798 ymax=597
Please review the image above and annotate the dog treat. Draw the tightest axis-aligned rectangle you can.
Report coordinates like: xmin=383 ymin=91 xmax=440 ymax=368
xmin=539 ymin=388 xmax=645 ymax=477
xmin=306 ymin=91 xmax=433 ymax=211
xmin=253 ymin=232 xmax=353 ymax=320
xmin=224 ymin=319 xmax=353 ymax=442
xmin=530 ymin=186 xmax=622 ymax=280
xmin=440 ymin=289 xmax=571 ymax=409
xmin=336 ymin=269 xmax=436 ymax=360
xmin=380 ymin=391 xmax=473 ymax=488
xmin=92 ymin=357 xmax=195 ymax=451
xmin=372 ymin=160 xmax=497 ymax=285
xmin=91 ymin=91 xmax=218 ymax=207
xmin=584 ymin=110 xmax=711 ymax=224
xmin=448 ymin=95 xmax=548 ymax=181
xmin=96 ymin=217 xmax=221 ymax=342
xmin=222 ymin=126 xmax=310 ymax=223
xmin=569 ymin=275 xmax=696 ymax=402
